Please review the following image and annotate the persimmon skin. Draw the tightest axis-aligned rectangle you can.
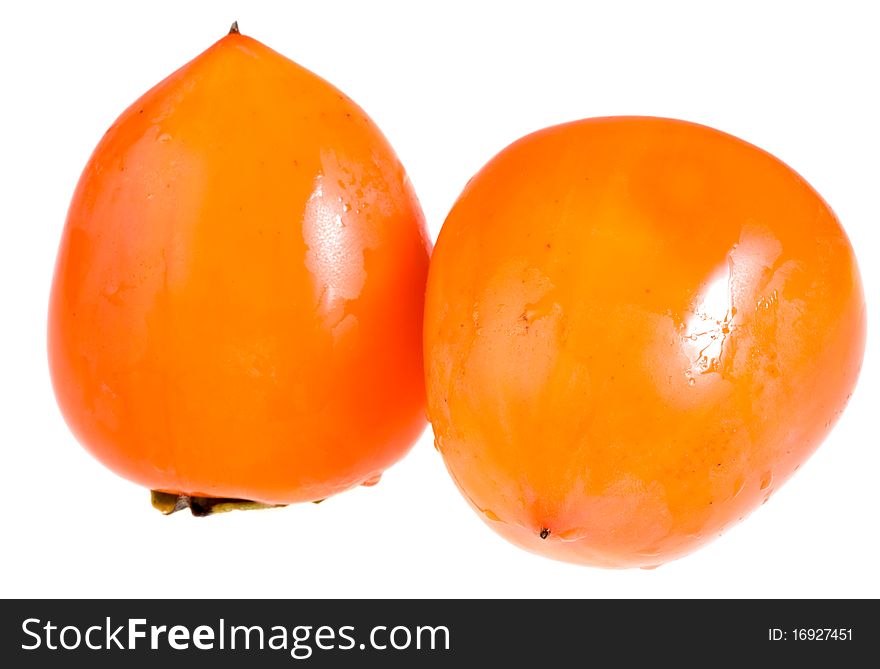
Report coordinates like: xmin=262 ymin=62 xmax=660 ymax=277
xmin=425 ymin=117 xmax=865 ymax=568
xmin=48 ymin=31 xmax=430 ymax=505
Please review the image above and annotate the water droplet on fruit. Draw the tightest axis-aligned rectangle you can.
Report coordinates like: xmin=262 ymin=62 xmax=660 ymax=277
xmin=732 ymin=476 xmax=745 ymax=498
xmin=688 ymin=377 xmax=696 ymax=387
xmin=557 ymin=527 xmax=588 ymax=542
xmin=760 ymin=472 xmax=773 ymax=490
xmin=481 ymin=508 xmax=501 ymax=522
xmin=361 ymin=474 xmax=382 ymax=487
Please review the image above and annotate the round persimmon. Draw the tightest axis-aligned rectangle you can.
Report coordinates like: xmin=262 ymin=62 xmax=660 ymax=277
xmin=424 ymin=116 xmax=865 ymax=567
xmin=48 ymin=25 xmax=430 ymax=511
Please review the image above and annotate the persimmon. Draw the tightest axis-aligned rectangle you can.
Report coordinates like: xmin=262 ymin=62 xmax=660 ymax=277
xmin=48 ymin=24 xmax=430 ymax=512
xmin=424 ymin=116 xmax=865 ymax=567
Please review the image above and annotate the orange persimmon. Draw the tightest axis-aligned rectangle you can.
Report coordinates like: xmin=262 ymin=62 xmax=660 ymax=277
xmin=424 ymin=116 xmax=865 ymax=567
xmin=48 ymin=25 xmax=430 ymax=511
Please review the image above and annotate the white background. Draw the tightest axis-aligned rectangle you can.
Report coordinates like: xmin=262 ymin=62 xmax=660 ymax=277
xmin=1 ymin=0 xmax=877 ymax=598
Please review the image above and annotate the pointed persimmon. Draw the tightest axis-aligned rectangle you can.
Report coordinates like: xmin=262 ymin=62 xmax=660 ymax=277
xmin=49 ymin=25 xmax=430 ymax=511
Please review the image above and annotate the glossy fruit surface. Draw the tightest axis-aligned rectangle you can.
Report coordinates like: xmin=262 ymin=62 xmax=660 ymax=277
xmin=49 ymin=27 xmax=430 ymax=506
xmin=424 ymin=116 xmax=865 ymax=567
